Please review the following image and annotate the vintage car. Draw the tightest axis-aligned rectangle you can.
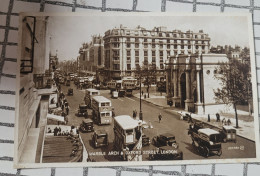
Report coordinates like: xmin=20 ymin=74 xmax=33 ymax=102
xmin=219 ymin=126 xmax=236 ymax=143
xmin=152 ymin=133 xmax=179 ymax=148
xmin=92 ymin=130 xmax=108 ymax=148
xmin=77 ymin=104 xmax=88 ymax=117
xmin=80 ymin=119 xmax=94 ymax=133
xmin=65 ymin=79 xmax=71 ymax=86
xmin=112 ymin=91 xmax=118 ymax=98
xmin=142 ymin=134 xmax=151 ymax=146
xmin=190 ymin=128 xmax=222 ymax=157
xmin=67 ymin=88 xmax=73 ymax=96
xmin=149 ymin=146 xmax=183 ymax=160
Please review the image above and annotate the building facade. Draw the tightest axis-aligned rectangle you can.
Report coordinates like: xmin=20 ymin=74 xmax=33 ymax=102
xmin=78 ymin=36 xmax=104 ymax=74
xmin=103 ymin=25 xmax=210 ymax=80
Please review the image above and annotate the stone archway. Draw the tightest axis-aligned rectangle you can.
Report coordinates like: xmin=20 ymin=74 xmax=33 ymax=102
xmin=180 ymin=73 xmax=186 ymax=108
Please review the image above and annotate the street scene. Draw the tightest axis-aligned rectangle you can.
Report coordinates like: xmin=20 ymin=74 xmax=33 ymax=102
xmin=15 ymin=14 xmax=258 ymax=168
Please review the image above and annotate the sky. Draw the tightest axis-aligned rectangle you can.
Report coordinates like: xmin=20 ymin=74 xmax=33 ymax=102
xmin=45 ymin=14 xmax=251 ymax=62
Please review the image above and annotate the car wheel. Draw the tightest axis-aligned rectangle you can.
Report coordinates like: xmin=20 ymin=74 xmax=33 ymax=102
xmin=204 ymin=147 xmax=210 ymax=158
xmin=217 ymin=149 xmax=222 ymax=156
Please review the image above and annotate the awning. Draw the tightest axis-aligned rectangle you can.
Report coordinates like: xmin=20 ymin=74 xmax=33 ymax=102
xmin=47 ymin=113 xmax=64 ymax=122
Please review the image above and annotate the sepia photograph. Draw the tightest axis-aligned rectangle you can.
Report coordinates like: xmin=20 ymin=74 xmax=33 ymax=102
xmin=14 ymin=12 xmax=259 ymax=168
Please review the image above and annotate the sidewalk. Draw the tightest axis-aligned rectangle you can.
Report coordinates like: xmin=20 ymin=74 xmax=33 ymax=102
xmin=134 ymin=92 xmax=255 ymax=141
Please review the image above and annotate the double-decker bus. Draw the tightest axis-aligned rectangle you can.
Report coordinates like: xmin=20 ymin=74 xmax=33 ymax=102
xmin=84 ymin=88 xmax=100 ymax=108
xmin=113 ymin=115 xmax=142 ymax=161
xmin=107 ymin=80 xmax=125 ymax=97
xmin=122 ymin=77 xmax=137 ymax=96
xmin=91 ymin=96 xmax=112 ymax=125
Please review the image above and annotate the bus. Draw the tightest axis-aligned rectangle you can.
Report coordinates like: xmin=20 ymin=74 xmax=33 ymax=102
xmin=113 ymin=115 xmax=142 ymax=161
xmin=91 ymin=96 xmax=112 ymax=125
xmin=107 ymin=80 xmax=125 ymax=97
xmin=84 ymin=88 xmax=100 ymax=108
xmin=122 ymin=77 xmax=137 ymax=96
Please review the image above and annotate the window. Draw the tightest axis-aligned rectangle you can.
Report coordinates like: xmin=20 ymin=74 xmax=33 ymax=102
xmin=144 ymin=51 xmax=148 ymax=56
xmin=135 ymin=51 xmax=139 ymax=56
xmin=160 ymin=64 xmax=164 ymax=69
xmin=144 ymin=38 xmax=147 ymax=42
xmin=160 ymin=51 xmax=163 ymax=57
xmin=167 ymin=51 xmax=170 ymax=56
xmin=159 ymin=33 xmax=162 ymax=37
xmin=196 ymin=46 xmax=199 ymax=49
xmin=174 ymin=45 xmax=177 ymax=49
xmin=166 ymin=33 xmax=170 ymax=37
xmin=181 ymin=45 xmax=184 ymax=49
xmin=127 ymin=43 xmax=131 ymax=48
xmin=127 ymin=64 xmax=131 ymax=70
xmin=135 ymin=43 xmax=139 ymax=48
xmin=126 ymin=38 xmax=130 ymax=42
xmin=144 ymin=43 xmax=148 ymax=48
xmin=202 ymin=46 xmax=205 ymax=49
xmin=127 ymin=50 xmax=131 ymax=56
xmin=195 ymin=35 xmax=197 ymax=39
xmin=152 ymin=39 xmax=155 ymax=43
xmin=135 ymin=38 xmax=139 ymax=42
xmin=160 ymin=44 xmax=163 ymax=49
xmin=152 ymin=51 xmax=156 ymax=56
xmin=113 ymin=64 xmax=120 ymax=70
xmin=152 ymin=44 xmax=156 ymax=48
xmin=152 ymin=57 xmax=156 ymax=63
xmin=188 ymin=45 xmax=191 ymax=49
xmin=113 ymin=43 xmax=119 ymax=47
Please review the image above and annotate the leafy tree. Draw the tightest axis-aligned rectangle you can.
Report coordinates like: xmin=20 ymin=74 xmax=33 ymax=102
xmin=135 ymin=63 xmax=158 ymax=98
xmin=214 ymin=58 xmax=252 ymax=128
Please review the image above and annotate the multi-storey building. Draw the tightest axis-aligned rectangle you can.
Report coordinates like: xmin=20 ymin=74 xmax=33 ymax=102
xmin=103 ymin=25 xmax=210 ymax=80
xmin=78 ymin=36 xmax=104 ymax=74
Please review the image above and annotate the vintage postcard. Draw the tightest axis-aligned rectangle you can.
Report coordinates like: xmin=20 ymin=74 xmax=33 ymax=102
xmin=14 ymin=12 xmax=260 ymax=168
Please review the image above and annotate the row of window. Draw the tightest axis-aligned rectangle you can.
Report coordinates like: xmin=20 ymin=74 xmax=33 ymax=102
xmin=113 ymin=63 xmax=165 ymax=71
xmin=109 ymin=43 xmax=207 ymax=49
xmin=109 ymin=30 xmax=206 ymax=39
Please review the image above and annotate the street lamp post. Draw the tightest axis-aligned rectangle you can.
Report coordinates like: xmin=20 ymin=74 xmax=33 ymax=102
xmin=139 ymin=71 xmax=143 ymax=121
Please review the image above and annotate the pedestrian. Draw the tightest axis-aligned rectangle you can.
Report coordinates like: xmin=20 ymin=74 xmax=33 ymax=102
xmin=133 ymin=110 xmax=136 ymax=119
xmin=216 ymin=113 xmax=220 ymax=122
xmin=227 ymin=119 xmax=231 ymax=126
xmin=208 ymin=114 xmax=210 ymax=122
xmin=66 ymin=106 xmax=70 ymax=115
xmin=158 ymin=113 xmax=162 ymax=123
xmin=61 ymin=103 xmax=65 ymax=111
xmin=222 ymin=118 xmax=226 ymax=126
xmin=141 ymin=90 xmax=144 ymax=96
xmin=188 ymin=113 xmax=193 ymax=123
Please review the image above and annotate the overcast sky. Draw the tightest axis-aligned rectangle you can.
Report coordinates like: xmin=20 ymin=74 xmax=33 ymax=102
xmin=45 ymin=14 xmax=250 ymax=62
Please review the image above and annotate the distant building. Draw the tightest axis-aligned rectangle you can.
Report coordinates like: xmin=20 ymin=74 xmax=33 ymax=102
xmin=103 ymin=25 xmax=210 ymax=80
xmin=78 ymin=35 xmax=104 ymax=74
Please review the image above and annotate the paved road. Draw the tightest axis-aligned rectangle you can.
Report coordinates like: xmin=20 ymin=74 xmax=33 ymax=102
xmin=60 ymin=83 xmax=256 ymax=162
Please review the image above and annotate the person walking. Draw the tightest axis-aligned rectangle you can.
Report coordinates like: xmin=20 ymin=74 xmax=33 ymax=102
xmin=133 ymin=110 xmax=137 ymax=119
xmin=158 ymin=113 xmax=162 ymax=123
xmin=208 ymin=114 xmax=210 ymax=122
xmin=66 ymin=106 xmax=70 ymax=116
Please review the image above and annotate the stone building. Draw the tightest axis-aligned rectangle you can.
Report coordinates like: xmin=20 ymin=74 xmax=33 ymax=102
xmin=103 ymin=25 xmax=210 ymax=80
xmin=16 ymin=16 xmax=56 ymax=164
xmin=78 ymin=35 xmax=104 ymax=74
xmin=166 ymin=53 xmax=230 ymax=114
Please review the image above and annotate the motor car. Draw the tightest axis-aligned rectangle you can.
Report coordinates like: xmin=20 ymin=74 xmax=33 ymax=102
xmin=152 ymin=133 xmax=178 ymax=148
xmin=112 ymin=91 xmax=118 ymax=98
xmin=142 ymin=134 xmax=150 ymax=146
xmin=190 ymin=128 xmax=222 ymax=157
xmin=67 ymin=88 xmax=73 ymax=96
xmin=77 ymin=104 xmax=88 ymax=117
xmin=92 ymin=130 xmax=109 ymax=148
xmin=219 ymin=125 xmax=236 ymax=143
xmin=149 ymin=146 xmax=183 ymax=160
xmin=80 ymin=119 xmax=94 ymax=133
xmin=65 ymin=80 xmax=70 ymax=86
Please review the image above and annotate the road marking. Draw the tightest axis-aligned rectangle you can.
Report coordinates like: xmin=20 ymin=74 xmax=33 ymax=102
xmin=118 ymin=98 xmax=123 ymax=101
xmin=125 ymin=97 xmax=135 ymax=102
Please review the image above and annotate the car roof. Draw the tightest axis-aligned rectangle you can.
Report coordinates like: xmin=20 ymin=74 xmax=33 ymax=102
xmin=114 ymin=115 xmax=139 ymax=130
xmin=82 ymin=119 xmax=93 ymax=123
xmin=95 ymin=130 xmax=107 ymax=135
xmin=160 ymin=133 xmax=175 ymax=138
xmin=223 ymin=126 xmax=236 ymax=130
xmin=198 ymin=128 xmax=219 ymax=135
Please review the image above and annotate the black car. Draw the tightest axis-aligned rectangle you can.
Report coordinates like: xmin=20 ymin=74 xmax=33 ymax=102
xmin=142 ymin=134 xmax=151 ymax=146
xmin=67 ymin=88 xmax=73 ymax=96
xmin=80 ymin=119 xmax=94 ymax=133
xmin=149 ymin=146 xmax=183 ymax=160
xmin=77 ymin=104 xmax=88 ymax=117
xmin=152 ymin=133 xmax=178 ymax=147
xmin=92 ymin=130 xmax=108 ymax=148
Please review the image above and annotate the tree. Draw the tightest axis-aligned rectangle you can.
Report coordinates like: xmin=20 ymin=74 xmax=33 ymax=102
xmin=214 ymin=58 xmax=252 ymax=128
xmin=136 ymin=63 xmax=158 ymax=98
